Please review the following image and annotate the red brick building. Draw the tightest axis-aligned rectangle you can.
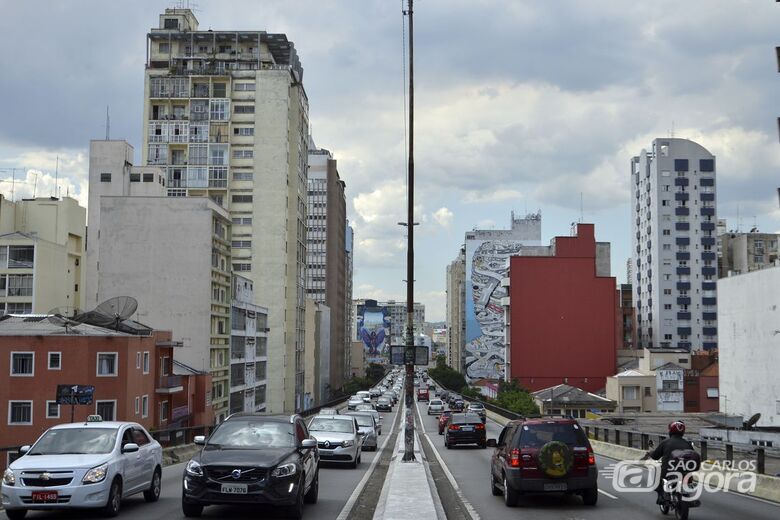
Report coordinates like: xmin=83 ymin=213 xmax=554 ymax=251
xmin=684 ymin=350 xmax=719 ymax=412
xmin=0 ymin=315 xmax=212 ymax=468
xmin=506 ymin=224 xmax=617 ymax=393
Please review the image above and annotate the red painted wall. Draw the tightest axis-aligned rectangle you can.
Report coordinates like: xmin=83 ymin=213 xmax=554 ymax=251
xmin=508 ymin=224 xmax=617 ymax=393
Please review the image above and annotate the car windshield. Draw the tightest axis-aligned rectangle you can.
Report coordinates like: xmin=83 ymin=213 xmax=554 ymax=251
xmin=468 ymin=403 xmax=484 ymax=409
xmin=207 ymin=420 xmax=294 ymax=449
xmin=518 ymin=423 xmax=587 ymax=448
xmin=309 ymin=417 xmax=354 ymax=433
xmin=430 ymin=400 xmax=442 ymax=405
xmin=452 ymin=413 xmax=482 ymax=424
xmin=350 ymin=415 xmax=374 ymax=427
xmin=378 ymin=397 xmax=390 ymax=403
xmin=29 ymin=428 xmax=118 ymax=455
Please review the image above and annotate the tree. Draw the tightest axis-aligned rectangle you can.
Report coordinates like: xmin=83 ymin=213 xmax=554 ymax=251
xmin=494 ymin=379 xmax=540 ymax=416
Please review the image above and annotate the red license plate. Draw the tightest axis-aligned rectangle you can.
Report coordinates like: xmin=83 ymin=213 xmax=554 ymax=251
xmin=31 ymin=491 xmax=58 ymax=503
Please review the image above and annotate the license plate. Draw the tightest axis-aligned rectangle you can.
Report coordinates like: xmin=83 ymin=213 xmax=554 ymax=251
xmin=543 ymin=483 xmax=567 ymax=491
xmin=220 ymin=483 xmax=248 ymax=494
xmin=31 ymin=491 xmax=58 ymax=502
xmin=461 ymin=426 xmax=474 ymax=432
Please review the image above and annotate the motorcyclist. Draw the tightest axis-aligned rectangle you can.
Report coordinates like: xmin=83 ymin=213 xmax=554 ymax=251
xmin=641 ymin=420 xmax=696 ymax=505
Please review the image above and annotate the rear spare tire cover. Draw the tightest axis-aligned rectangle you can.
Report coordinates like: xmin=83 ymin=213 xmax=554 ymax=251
xmin=538 ymin=441 xmax=573 ymax=478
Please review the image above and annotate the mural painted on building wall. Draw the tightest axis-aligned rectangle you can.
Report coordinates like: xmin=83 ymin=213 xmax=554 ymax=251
xmin=357 ymin=300 xmax=391 ymax=365
xmin=464 ymin=240 xmax=524 ymax=381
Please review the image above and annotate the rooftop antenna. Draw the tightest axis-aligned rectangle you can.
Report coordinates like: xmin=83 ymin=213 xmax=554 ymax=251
xmin=105 ymin=105 xmax=110 ymax=141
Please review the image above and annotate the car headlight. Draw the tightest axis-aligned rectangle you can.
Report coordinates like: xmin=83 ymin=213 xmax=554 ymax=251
xmin=342 ymin=440 xmax=355 ymax=448
xmin=271 ymin=463 xmax=297 ymax=478
xmin=82 ymin=463 xmax=108 ymax=484
xmin=185 ymin=459 xmax=203 ymax=477
xmin=3 ymin=468 xmax=15 ymax=486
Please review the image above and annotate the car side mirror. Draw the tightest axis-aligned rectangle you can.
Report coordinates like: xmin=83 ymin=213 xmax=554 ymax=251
xmin=486 ymin=439 xmax=498 ymax=448
xmin=301 ymin=438 xmax=317 ymax=450
xmin=122 ymin=442 xmax=139 ymax=453
xmin=193 ymin=435 xmax=206 ymax=445
xmin=19 ymin=445 xmax=30 ymax=455
xmin=357 ymin=431 xmax=366 ymax=436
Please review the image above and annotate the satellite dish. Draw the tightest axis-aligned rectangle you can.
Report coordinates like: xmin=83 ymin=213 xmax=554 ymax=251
xmin=90 ymin=296 xmax=138 ymax=330
xmin=745 ymin=413 xmax=761 ymax=430
xmin=46 ymin=307 xmax=82 ymax=333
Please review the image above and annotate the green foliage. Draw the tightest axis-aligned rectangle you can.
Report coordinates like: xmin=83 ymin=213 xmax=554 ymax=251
xmin=435 ymin=354 xmax=447 ymax=369
xmin=460 ymin=386 xmax=482 ymax=399
xmin=340 ymin=363 xmax=386 ymax=396
xmin=494 ymin=379 xmax=540 ymax=416
xmin=365 ymin=363 xmax=385 ymax=382
xmin=428 ymin=362 xmax=468 ymax=393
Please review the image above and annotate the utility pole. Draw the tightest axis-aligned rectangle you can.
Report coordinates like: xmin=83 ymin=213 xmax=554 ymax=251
xmin=403 ymin=0 xmax=416 ymax=462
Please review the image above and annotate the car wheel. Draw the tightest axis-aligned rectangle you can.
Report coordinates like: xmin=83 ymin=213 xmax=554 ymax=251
xmin=490 ymin=472 xmax=502 ymax=496
xmin=182 ymin=499 xmax=203 ymax=518
xmin=582 ymin=487 xmax=598 ymax=506
xmin=102 ymin=478 xmax=122 ymax=517
xmin=304 ymin=471 xmax=319 ymax=504
xmin=675 ymin=501 xmax=689 ymax=520
xmin=480 ymin=441 xmax=487 ymax=449
xmin=503 ymin=476 xmax=519 ymax=507
xmin=143 ymin=467 xmax=162 ymax=502
xmin=4 ymin=509 xmax=27 ymax=520
xmin=350 ymin=454 xmax=359 ymax=469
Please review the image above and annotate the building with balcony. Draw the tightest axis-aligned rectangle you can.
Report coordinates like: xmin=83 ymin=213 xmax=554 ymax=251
xmin=0 ymin=196 xmax=86 ymax=315
xmin=631 ymin=138 xmax=718 ymax=352
xmin=718 ymin=230 xmax=780 ymax=277
xmin=143 ymin=8 xmax=309 ymax=412
xmin=306 ymin=141 xmax=348 ymax=396
xmin=230 ymin=274 xmax=268 ymax=414
xmin=89 ymin=194 xmax=232 ymax=422
xmin=617 ymin=283 xmax=637 ymax=350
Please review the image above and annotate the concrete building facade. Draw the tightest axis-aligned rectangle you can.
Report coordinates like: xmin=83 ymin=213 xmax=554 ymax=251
xmin=718 ymin=231 xmax=780 ymax=277
xmin=306 ymin=143 xmax=347 ymax=396
xmin=0 ymin=196 xmax=86 ymax=315
xmin=446 ymin=247 xmax=466 ymax=372
xmin=230 ymin=275 xmax=269 ymax=414
xmin=303 ymin=299 xmax=331 ymax=407
xmin=143 ymin=8 xmax=309 ymax=413
xmin=718 ymin=266 xmax=780 ymax=426
xmin=631 ymin=138 xmax=718 ymax=352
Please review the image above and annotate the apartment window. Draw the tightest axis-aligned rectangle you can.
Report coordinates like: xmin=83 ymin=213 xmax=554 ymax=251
xmin=141 ymin=395 xmax=149 ymax=418
xmin=163 ymin=18 xmax=179 ymax=29
xmin=160 ymin=401 xmax=169 ymax=422
xmin=136 ymin=351 xmax=141 ymax=369
xmin=6 ymin=303 xmax=32 ymax=314
xmin=46 ymin=401 xmax=60 ymax=419
xmin=233 ymin=263 xmax=251 ymax=272
xmin=234 ymin=82 xmax=256 ymax=91
xmin=10 ymin=352 xmax=34 ymax=376
xmin=662 ymin=229 xmax=671 ymax=236
xmin=622 ymin=386 xmax=638 ymax=400
xmin=48 ymin=352 xmax=61 ymax=370
xmin=663 ymin=244 xmax=671 ymax=250
xmin=135 ymin=397 xmax=140 ymax=415
xmin=158 ymin=42 xmax=170 ymax=53
xmin=232 ymin=149 xmax=254 ymax=159
xmin=143 ymin=352 xmax=150 ymax=374
xmin=663 ymin=289 xmax=671 ymax=295
xmin=662 ymin=200 xmax=669 ymax=206
xmin=210 ymin=99 xmax=229 ymax=121
xmin=233 ymin=171 xmax=253 ymax=181
xmin=8 ymin=401 xmax=32 ymax=425
xmin=231 ymin=195 xmax=253 ymax=203
xmin=232 ymin=240 xmax=251 ymax=248
xmin=143 ymin=173 xmax=154 ymax=182
xmin=96 ymin=400 xmax=116 ymax=421
xmin=97 ymin=353 xmax=118 ymax=376
xmin=100 ymin=173 xmax=112 ymax=182
xmin=130 ymin=173 xmax=141 ymax=182
xmin=664 ymin=304 xmax=671 ymax=310
xmin=209 ymin=144 xmax=228 ymax=165
xmin=662 ymin=380 xmax=679 ymax=391
xmin=234 ymin=105 xmax=255 ymax=114
xmin=7 ymin=274 xmax=33 ymax=296
xmin=233 ymin=127 xmax=255 ymax=136
xmin=8 ymin=247 xmax=34 ymax=269
xmin=162 ymin=356 xmax=170 ymax=376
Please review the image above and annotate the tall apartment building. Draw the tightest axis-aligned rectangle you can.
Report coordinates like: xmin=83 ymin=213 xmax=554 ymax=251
xmin=344 ymin=223 xmax=354 ymax=385
xmin=143 ymin=9 xmax=309 ymax=412
xmin=306 ymin=142 xmax=347 ymax=395
xmin=718 ymin=231 xmax=780 ymax=277
xmin=352 ymin=299 xmax=425 ymax=346
xmin=631 ymin=138 xmax=718 ymax=352
xmin=0 ymin=195 xmax=86 ymax=315
xmin=446 ymin=246 xmax=466 ymax=371
xmin=230 ymin=275 xmax=269 ymax=414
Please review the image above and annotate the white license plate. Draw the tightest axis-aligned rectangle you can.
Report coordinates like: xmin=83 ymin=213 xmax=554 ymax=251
xmin=221 ymin=483 xmax=248 ymax=494
xmin=543 ymin=483 xmax=567 ymax=491
xmin=461 ymin=426 xmax=474 ymax=432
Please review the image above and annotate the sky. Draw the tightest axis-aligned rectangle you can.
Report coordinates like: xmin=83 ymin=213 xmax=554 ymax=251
xmin=1 ymin=0 xmax=780 ymax=322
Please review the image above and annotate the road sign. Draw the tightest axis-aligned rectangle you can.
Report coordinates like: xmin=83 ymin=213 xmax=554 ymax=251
xmin=389 ymin=345 xmax=428 ymax=365
xmin=56 ymin=385 xmax=95 ymax=405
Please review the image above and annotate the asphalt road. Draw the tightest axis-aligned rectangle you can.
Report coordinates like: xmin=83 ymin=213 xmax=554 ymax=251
xmin=414 ymin=400 xmax=780 ymax=520
xmin=2 ymin=406 xmax=399 ymax=520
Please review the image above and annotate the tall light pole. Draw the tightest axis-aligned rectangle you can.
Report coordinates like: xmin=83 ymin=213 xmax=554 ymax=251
xmin=402 ymin=0 xmax=416 ymax=462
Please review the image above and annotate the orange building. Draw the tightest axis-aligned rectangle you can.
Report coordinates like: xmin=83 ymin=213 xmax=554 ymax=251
xmin=0 ymin=315 xmax=212 ymax=469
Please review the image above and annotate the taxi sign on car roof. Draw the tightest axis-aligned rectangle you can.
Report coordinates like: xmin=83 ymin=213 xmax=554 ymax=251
xmin=86 ymin=414 xmax=103 ymax=422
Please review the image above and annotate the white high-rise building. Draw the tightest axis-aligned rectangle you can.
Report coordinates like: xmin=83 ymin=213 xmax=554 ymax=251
xmin=143 ymin=9 xmax=309 ymax=412
xmin=631 ymin=138 xmax=718 ymax=352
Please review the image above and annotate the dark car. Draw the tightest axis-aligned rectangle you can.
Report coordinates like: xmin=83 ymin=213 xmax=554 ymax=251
xmin=450 ymin=399 xmax=465 ymax=412
xmin=444 ymin=413 xmax=486 ymax=448
xmin=438 ymin=410 xmax=453 ymax=435
xmin=182 ymin=414 xmax=319 ymax=519
xmin=488 ymin=418 xmax=598 ymax=507
xmin=376 ymin=397 xmax=393 ymax=412
xmin=467 ymin=402 xmax=487 ymax=422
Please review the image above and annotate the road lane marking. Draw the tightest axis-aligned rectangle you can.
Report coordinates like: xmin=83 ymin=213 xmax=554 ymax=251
xmin=335 ymin=406 xmax=400 ymax=520
xmin=414 ymin=400 xmax=481 ymax=520
xmin=598 ymin=489 xmax=619 ymax=499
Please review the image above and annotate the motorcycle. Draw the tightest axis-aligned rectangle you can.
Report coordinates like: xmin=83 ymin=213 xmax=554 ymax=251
xmin=658 ymin=476 xmax=701 ymax=520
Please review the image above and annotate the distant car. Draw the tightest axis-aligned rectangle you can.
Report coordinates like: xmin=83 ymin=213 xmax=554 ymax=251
xmin=376 ymin=397 xmax=392 ymax=412
xmin=308 ymin=415 xmax=363 ymax=468
xmin=364 ymin=410 xmax=382 ymax=435
xmin=2 ymin=417 xmax=163 ymax=519
xmin=417 ymin=388 xmax=429 ymax=402
xmin=444 ymin=413 xmax=487 ymax=449
xmin=319 ymin=408 xmax=340 ymax=415
xmin=438 ymin=411 xmax=453 ymax=435
xmin=347 ymin=396 xmax=363 ymax=410
xmin=355 ymin=403 xmax=376 ymax=413
xmin=369 ymin=388 xmax=382 ymax=398
xmin=383 ymin=391 xmax=398 ymax=404
xmin=427 ymin=399 xmax=444 ymax=415
xmin=440 ymin=390 xmax=450 ymax=402
xmin=467 ymin=402 xmax=487 ymax=422
xmin=451 ymin=399 xmax=465 ymax=412
xmin=346 ymin=413 xmax=379 ymax=451
xmin=182 ymin=414 xmax=318 ymax=519
xmin=356 ymin=391 xmax=371 ymax=403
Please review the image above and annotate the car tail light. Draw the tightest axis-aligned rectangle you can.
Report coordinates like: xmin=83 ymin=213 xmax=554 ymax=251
xmin=588 ymin=447 xmax=595 ymax=466
xmin=475 ymin=423 xmax=485 ymax=430
xmin=449 ymin=424 xmax=460 ymax=431
xmin=509 ymin=448 xmax=522 ymax=468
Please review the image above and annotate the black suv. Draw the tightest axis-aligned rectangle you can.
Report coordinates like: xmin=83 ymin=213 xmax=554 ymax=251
xmin=487 ymin=417 xmax=598 ymax=507
xmin=182 ymin=414 xmax=319 ymax=519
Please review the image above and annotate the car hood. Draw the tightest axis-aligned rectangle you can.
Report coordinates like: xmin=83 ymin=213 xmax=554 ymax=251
xmin=310 ymin=431 xmax=355 ymax=443
xmin=11 ymin=453 xmax=111 ymax=471
xmin=198 ymin=446 xmax=295 ymax=468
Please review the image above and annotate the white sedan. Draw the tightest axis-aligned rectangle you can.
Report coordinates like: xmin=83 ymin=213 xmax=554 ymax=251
xmin=427 ymin=399 xmax=445 ymax=415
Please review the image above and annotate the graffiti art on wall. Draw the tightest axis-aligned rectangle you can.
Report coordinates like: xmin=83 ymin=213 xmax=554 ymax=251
xmin=357 ymin=300 xmax=391 ymax=365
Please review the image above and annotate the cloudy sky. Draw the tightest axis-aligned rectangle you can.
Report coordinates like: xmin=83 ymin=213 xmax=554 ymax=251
xmin=2 ymin=0 xmax=779 ymax=321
